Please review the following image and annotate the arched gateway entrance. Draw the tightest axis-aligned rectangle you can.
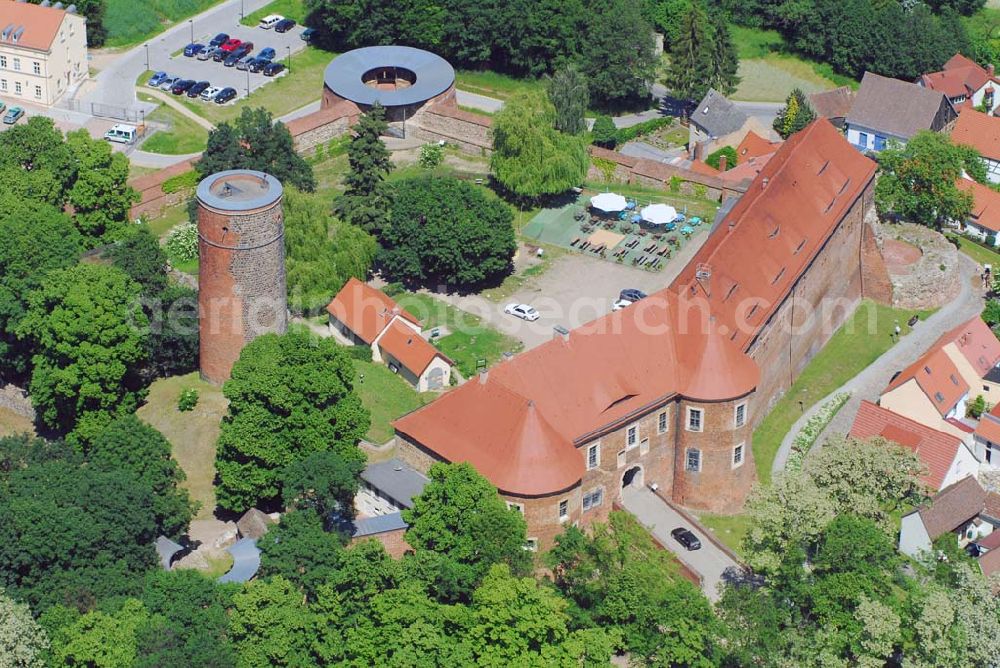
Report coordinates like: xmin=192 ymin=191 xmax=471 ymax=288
xmin=622 ymin=465 xmax=643 ymax=489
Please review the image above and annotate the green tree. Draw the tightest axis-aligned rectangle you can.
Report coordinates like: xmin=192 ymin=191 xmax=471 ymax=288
xmin=580 ymin=0 xmax=657 ymax=109
xmin=377 ymin=176 xmax=517 ymax=288
xmin=107 ymin=225 xmax=170 ymax=297
xmin=145 ymin=284 xmax=200 ymax=378
xmin=16 ymin=264 xmax=150 ymax=447
xmin=90 ymin=415 xmax=196 ymax=538
xmin=663 ymin=2 xmax=714 ymax=102
xmin=876 ymin=131 xmax=977 ymax=228
xmin=402 ymin=463 xmax=531 ymax=600
xmin=773 ymin=88 xmax=817 ymax=138
xmin=0 ymin=588 xmax=49 ymax=668
xmin=708 ymin=11 xmax=740 ymax=96
xmin=0 ymin=116 xmax=76 ymax=206
xmin=983 ymin=299 xmax=1000 ymax=327
xmin=283 ymin=188 xmax=377 ymax=316
xmin=199 ymin=108 xmax=315 ymax=192
xmin=65 ymin=129 xmax=138 ymax=244
xmin=546 ymin=63 xmax=589 ymax=134
xmin=706 ymin=145 xmax=738 ymax=171
xmin=491 ymin=93 xmax=588 ymax=199
xmin=281 ymin=450 xmax=363 ymax=524
xmin=258 ymin=511 xmax=346 ymax=598
xmin=591 ymin=115 xmax=618 ymax=148
xmin=215 ymin=331 xmax=369 ymax=512
xmin=52 ymin=599 xmax=149 ymax=668
xmin=334 ymin=103 xmax=393 ymax=233
xmin=229 ymin=577 xmax=319 ymax=668
xmin=0 ymin=196 xmax=81 ymax=382
xmin=644 ymin=0 xmax=693 ymax=43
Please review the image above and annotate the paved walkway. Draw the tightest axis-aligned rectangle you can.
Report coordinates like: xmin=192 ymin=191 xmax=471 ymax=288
xmin=620 ymin=486 xmax=741 ymax=601
xmin=142 ymin=88 xmax=216 ymax=131
xmin=771 ymin=256 xmax=985 ymax=475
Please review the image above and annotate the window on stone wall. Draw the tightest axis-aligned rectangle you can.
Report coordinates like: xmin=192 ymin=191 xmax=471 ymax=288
xmin=583 ymin=488 xmax=603 ymax=511
xmin=687 ymin=408 xmax=703 ymax=432
xmin=686 ymin=448 xmax=701 ymax=472
xmin=735 ymin=403 xmax=746 ymax=428
xmin=523 ymin=538 xmax=538 ymax=552
xmin=507 ymin=501 xmax=524 ymax=514
xmin=586 ymin=443 xmax=600 ymax=470
xmin=658 ymin=410 xmax=668 ymax=434
xmin=32 ymin=62 xmax=40 ymax=75
xmin=733 ymin=443 xmax=745 ymax=468
xmin=0 ymin=56 xmax=6 ymax=68
xmin=558 ymin=499 xmax=569 ymax=522
xmin=626 ymin=425 xmax=638 ymax=449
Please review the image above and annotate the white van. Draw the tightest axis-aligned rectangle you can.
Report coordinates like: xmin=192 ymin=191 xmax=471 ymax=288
xmin=258 ymin=14 xmax=284 ymax=29
xmin=104 ymin=123 xmax=138 ymax=144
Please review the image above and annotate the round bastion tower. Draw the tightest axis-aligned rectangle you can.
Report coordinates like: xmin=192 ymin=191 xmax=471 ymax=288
xmin=197 ymin=170 xmax=287 ymax=385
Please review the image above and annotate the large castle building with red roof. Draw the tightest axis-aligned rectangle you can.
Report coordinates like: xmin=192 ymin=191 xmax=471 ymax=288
xmin=393 ymin=120 xmax=891 ymax=550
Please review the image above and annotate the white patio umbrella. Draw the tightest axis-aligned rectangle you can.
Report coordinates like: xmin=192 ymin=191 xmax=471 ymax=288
xmin=589 ymin=192 xmax=628 ymax=213
xmin=640 ymin=203 xmax=678 ymax=226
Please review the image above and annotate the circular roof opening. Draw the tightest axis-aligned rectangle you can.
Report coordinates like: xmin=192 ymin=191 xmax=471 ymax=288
xmin=324 ymin=46 xmax=455 ymax=107
xmin=197 ymin=170 xmax=283 ymax=211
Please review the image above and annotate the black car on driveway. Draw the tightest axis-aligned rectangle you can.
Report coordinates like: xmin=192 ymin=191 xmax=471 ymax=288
xmin=619 ymin=288 xmax=648 ymax=303
xmin=171 ymin=79 xmax=195 ymax=95
xmin=274 ymin=18 xmax=296 ymax=33
xmin=214 ymin=87 xmax=237 ymax=104
xmin=671 ymin=527 xmax=701 ymax=551
xmin=208 ymin=33 xmax=229 ymax=47
xmin=248 ymin=57 xmax=271 ymax=73
xmin=183 ymin=43 xmax=205 ymax=57
xmin=262 ymin=62 xmax=285 ymax=77
xmin=187 ymin=81 xmax=211 ymax=98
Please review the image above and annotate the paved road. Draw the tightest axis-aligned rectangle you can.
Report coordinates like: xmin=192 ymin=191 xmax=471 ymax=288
xmin=620 ymin=141 xmax=686 ymax=163
xmin=620 ymin=486 xmax=742 ymax=601
xmin=771 ymin=255 xmax=985 ymax=475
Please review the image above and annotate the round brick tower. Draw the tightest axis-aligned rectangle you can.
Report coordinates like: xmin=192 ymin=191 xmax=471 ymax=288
xmin=197 ymin=170 xmax=287 ymax=385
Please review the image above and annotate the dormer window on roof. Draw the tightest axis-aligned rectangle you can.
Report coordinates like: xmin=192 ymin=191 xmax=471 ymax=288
xmin=935 ymin=391 xmax=945 ymax=403
xmin=772 ymin=267 xmax=786 ymax=284
xmin=924 ymin=366 xmax=932 ymax=375
xmin=950 ymin=374 xmax=959 ymax=386
xmin=768 ymin=225 xmax=780 ymax=239
xmin=794 ymin=239 xmax=807 ymax=254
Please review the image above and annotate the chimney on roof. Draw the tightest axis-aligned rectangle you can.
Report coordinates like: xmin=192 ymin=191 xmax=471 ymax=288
xmin=478 ymin=370 xmax=489 ymax=385
xmin=718 ymin=155 xmax=727 ymax=171
xmin=761 ymin=177 xmax=769 ymax=189
xmin=693 ymin=141 xmax=706 ymax=161
xmin=553 ymin=324 xmax=570 ymax=342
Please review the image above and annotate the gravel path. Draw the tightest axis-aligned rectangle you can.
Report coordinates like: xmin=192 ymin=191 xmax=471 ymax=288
xmin=771 ymin=255 xmax=984 ymax=476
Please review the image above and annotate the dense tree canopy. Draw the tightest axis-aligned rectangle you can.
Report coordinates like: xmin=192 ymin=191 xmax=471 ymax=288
xmin=580 ymin=0 xmax=658 ymax=109
xmin=663 ymin=1 xmax=739 ymax=101
xmin=199 ymin=107 xmax=315 ymax=192
xmin=285 ymin=188 xmax=377 ymax=315
xmin=215 ymin=331 xmax=369 ymax=512
xmin=773 ymin=87 xmax=816 ymax=138
xmin=334 ymin=104 xmax=393 ymax=233
xmin=546 ymin=64 xmax=589 ymax=135
xmin=491 ymin=93 xmax=589 ymax=199
xmin=875 ymin=131 xmax=984 ymax=228
xmin=377 ymin=176 xmax=517 ymax=288
xmin=16 ymin=264 xmax=150 ymax=446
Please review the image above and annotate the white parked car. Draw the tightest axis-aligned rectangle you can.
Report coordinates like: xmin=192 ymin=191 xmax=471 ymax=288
xmin=200 ymin=86 xmax=221 ymax=101
xmin=611 ymin=298 xmax=633 ymax=311
xmin=258 ymin=14 xmax=284 ymax=29
xmin=504 ymin=303 xmax=540 ymax=321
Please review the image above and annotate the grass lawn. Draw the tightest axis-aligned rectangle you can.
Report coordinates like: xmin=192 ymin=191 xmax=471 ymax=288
xmin=104 ymin=0 xmax=224 ymax=48
xmin=695 ymin=513 xmax=750 ymax=556
xmin=0 ymin=408 xmax=34 ymax=438
xmin=137 ymin=373 xmax=228 ymax=520
xmin=149 ymin=200 xmax=191 ymax=238
xmin=393 ymin=292 xmax=524 ymax=376
xmin=177 ymin=46 xmax=334 ymax=124
xmin=729 ymin=25 xmax=856 ymax=102
xmin=241 ymin=0 xmax=306 ymax=26
xmin=353 ymin=359 xmax=435 ymax=443
xmin=454 ymin=70 xmax=545 ymax=101
xmin=129 ymin=164 xmax=160 ymax=180
xmin=952 ymin=234 xmax=1000 ymax=267
xmin=753 ymin=300 xmax=935 ymax=485
xmin=142 ymin=104 xmax=210 ymax=154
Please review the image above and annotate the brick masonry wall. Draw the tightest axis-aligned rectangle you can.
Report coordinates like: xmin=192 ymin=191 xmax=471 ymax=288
xmin=409 ymin=106 xmax=493 ymax=155
xmin=128 ymin=159 xmax=197 ymax=220
xmin=197 ymin=196 xmax=287 ymax=385
xmin=351 ymin=530 xmax=412 ymax=558
xmin=861 ymin=216 xmax=893 ymax=305
xmin=587 ymin=147 xmax=746 ymax=202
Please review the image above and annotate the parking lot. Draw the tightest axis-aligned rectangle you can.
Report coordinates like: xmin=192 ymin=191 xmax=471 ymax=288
xmin=146 ymin=21 xmax=309 ymax=104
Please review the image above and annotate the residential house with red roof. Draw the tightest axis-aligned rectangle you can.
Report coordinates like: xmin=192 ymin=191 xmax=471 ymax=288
xmin=880 ymin=316 xmax=1000 ymax=439
xmin=956 ymin=176 xmax=1000 ymax=244
xmin=850 ymin=400 xmax=978 ymax=491
xmin=393 ymin=120 xmax=887 ymax=550
xmin=326 ymin=278 xmax=452 ymax=392
xmin=951 ymin=108 xmax=1000 ymax=183
xmin=974 ymin=402 xmax=1000 ymax=469
xmin=0 ymin=0 xmax=86 ymax=106
xmin=918 ymin=53 xmax=1000 ymax=115
xmin=899 ymin=475 xmax=1000 ymax=581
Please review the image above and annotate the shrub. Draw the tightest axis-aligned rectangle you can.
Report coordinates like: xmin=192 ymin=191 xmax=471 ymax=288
xmin=669 ymin=176 xmax=682 ymax=193
xmin=591 ymin=115 xmax=618 ymax=148
xmin=162 ymin=170 xmax=200 ymax=194
xmin=178 ymin=388 xmax=199 ymax=412
xmin=592 ymin=156 xmax=617 ymax=182
xmin=967 ymin=394 xmax=987 ymax=419
xmin=165 ymin=222 xmax=198 ymax=262
xmin=346 ymin=345 xmax=374 ymax=362
xmin=420 ymin=143 xmax=445 ymax=169
xmin=614 ymin=116 xmax=673 ymax=145
xmin=382 ymin=282 xmax=406 ymax=298
xmin=786 ymin=393 xmax=851 ymax=472
xmin=706 ymin=146 xmax=737 ymax=171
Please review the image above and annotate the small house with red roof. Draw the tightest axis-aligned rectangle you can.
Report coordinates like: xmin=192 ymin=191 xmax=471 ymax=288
xmin=919 ymin=53 xmax=1000 ymax=115
xmin=326 ymin=278 xmax=452 ymax=392
xmin=952 ymin=108 xmax=1000 ymax=184
xmin=956 ymin=176 xmax=1000 ymax=244
xmin=880 ymin=316 xmax=1000 ymax=439
xmin=850 ymin=401 xmax=978 ymax=491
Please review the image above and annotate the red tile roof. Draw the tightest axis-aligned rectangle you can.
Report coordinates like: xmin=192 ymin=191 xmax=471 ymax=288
xmin=943 ymin=315 xmax=1000 ymax=377
xmin=377 ymin=320 xmax=450 ymax=376
xmin=958 ymin=177 xmax=1000 ymax=234
xmin=326 ymin=278 xmax=420 ymax=345
xmin=850 ymin=400 xmax=962 ymax=490
xmin=886 ymin=348 xmax=969 ymax=417
xmin=671 ymin=119 xmax=878 ymax=350
xmin=951 ymin=108 xmax=1000 ymax=161
xmin=0 ymin=0 xmax=69 ymax=52
xmin=736 ymin=131 xmax=781 ymax=162
xmin=920 ymin=53 xmax=996 ymax=100
xmin=978 ymin=529 xmax=1000 ymax=550
xmin=978 ymin=545 xmax=1000 ymax=578
xmin=396 ymin=120 xmax=869 ymax=497
xmin=719 ymin=152 xmax=775 ymax=185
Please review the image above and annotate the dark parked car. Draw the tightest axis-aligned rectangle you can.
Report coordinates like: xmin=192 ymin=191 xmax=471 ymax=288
xmin=301 ymin=27 xmax=315 ymax=41
xmin=619 ymin=289 xmax=648 ymax=303
xmin=208 ymin=32 xmax=229 ymax=47
xmin=262 ymin=62 xmax=285 ymax=77
xmin=187 ymin=80 xmax=211 ymax=97
xmin=274 ymin=18 xmax=296 ymax=33
xmin=224 ymin=53 xmax=243 ymax=67
xmin=232 ymin=42 xmax=253 ymax=57
xmin=171 ymin=79 xmax=196 ymax=95
xmin=212 ymin=48 xmax=228 ymax=62
xmin=183 ymin=43 xmax=205 ymax=57
xmin=670 ymin=527 xmax=701 ymax=551
xmin=214 ymin=87 xmax=237 ymax=104
xmin=258 ymin=47 xmax=276 ymax=61
xmin=248 ymin=57 xmax=271 ymax=73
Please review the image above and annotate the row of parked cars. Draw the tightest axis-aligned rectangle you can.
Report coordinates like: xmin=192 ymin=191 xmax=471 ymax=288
xmin=148 ymin=70 xmax=238 ymax=104
xmin=184 ymin=32 xmax=287 ymax=75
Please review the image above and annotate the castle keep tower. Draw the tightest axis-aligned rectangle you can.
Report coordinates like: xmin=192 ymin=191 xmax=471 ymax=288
xmin=197 ymin=170 xmax=287 ymax=384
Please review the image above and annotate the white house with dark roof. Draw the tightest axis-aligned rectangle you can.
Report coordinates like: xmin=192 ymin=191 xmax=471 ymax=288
xmin=845 ymin=72 xmax=957 ymax=152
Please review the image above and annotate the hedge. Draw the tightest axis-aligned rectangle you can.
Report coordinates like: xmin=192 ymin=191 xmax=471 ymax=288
xmin=162 ymin=170 xmax=200 ymax=194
